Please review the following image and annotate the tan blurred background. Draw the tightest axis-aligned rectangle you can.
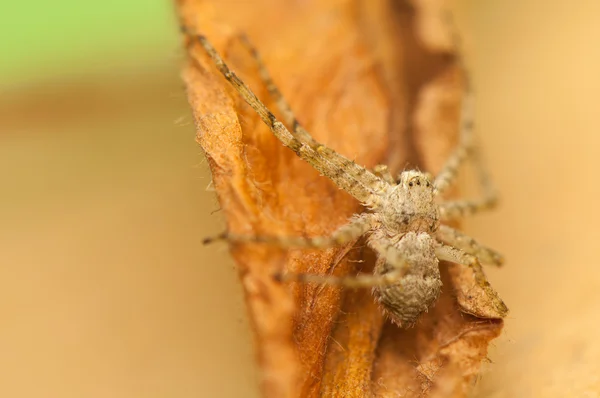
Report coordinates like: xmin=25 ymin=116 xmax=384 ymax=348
xmin=1 ymin=1 xmax=599 ymax=397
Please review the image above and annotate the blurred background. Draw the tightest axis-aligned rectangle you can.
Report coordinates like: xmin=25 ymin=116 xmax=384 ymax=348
xmin=0 ymin=1 xmax=258 ymax=397
xmin=1 ymin=1 xmax=599 ymax=397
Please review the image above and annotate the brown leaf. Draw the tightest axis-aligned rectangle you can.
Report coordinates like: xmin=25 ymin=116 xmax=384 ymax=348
xmin=177 ymin=0 xmax=504 ymax=396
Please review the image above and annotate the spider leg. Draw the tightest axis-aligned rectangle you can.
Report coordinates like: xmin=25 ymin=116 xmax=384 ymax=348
xmin=203 ymin=214 xmax=372 ymax=248
xmin=368 ymin=239 xmax=409 ymax=273
xmin=182 ymin=27 xmax=376 ymax=203
xmin=432 ymin=90 xmax=475 ymax=196
xmin=433 ymin=15 xmax=498 ymax=211
xmin=435 ymin=243 xmax=508 ymax=316
xmin=275 ymin=239 xmax=409 ymax=288
xmin=438 ymin=194 xmax=497 ymax=221
xmin=372 ymin=164 xmax=395 ymax=185
xmin=275 ymin=266 xmax=402 ymax=289
xmin=237 ymin=34 xmax=386 ymax=194
xmin=436 ymin=225 xmax=503 ymax=266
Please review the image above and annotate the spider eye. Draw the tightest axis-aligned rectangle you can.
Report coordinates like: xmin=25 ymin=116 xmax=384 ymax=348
xmin=416 ymin=180 xmax=421 ymax=185
xmin=408 ymin=182 xmax=413 ymax=187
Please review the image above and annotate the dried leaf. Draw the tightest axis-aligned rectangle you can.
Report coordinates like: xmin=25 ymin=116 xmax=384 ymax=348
xmin=177 ymin=0 xmax=504 ymax=396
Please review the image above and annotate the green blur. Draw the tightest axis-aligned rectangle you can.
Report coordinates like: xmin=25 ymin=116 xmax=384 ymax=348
xmin=0 ymin=1 xmax=178 ymax=88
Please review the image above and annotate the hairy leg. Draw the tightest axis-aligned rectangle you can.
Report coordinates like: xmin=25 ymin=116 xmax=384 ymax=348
xmin=436 ymin=225 xmax=503 ymax=266
xmin=368 ymin=239 xmax=409 ymax=273
xmin=433 ymin=15 xmax=498 ymax=210
xmin=203 ymin=214 xmax=372 ymax=247
xmin=237 ymin=34 xmax=386 ymax=194
xmin=432 ymin=90 xmax=475 ymax=196
xmin=275 ymin=238 xmax=409 ymax=288
xmin=275 ymin=267 xmax=402 ymax=288
xmin=435 ymin=243 xmax=508 ymax=316
xmin=182 ymin=27 xmax=377 ymax=203
xmin=438 ymin=195 xmax=497 ymax=220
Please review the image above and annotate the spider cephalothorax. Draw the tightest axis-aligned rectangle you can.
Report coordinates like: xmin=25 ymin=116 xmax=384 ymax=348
xmin=372 ymin=171 xmax=439 ymax=236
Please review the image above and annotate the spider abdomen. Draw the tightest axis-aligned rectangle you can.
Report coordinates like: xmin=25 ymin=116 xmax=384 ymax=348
xmin=374 ymin=273 xmax=442 ymax=326
xmin=371 ymin=232 xmax=442 ymax=326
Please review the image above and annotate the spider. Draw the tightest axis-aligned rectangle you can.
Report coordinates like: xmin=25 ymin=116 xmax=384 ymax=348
xmin=183 ymin=22 xmax=508 ymax=327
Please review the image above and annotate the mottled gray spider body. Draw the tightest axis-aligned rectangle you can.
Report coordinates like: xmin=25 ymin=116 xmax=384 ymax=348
xmin=368 ymin=171 xmax=442 ymax=325
xmin=186 ymin=22 xmax=508 ymax=326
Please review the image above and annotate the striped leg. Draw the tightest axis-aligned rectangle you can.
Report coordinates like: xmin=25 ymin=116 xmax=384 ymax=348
xmin=436 ymin=225 xmax=503 ymax=266
xmin=275 ymin=267 xmax=402 ymax=288
xmin=433 ymin=12 xmax=475 ymax=196
xmin=183 ymin=29 xmax=377 ymax=203
xmin=435 ymin=243 xmax=508 ymax=316
xmin=275 ymin=237 xmax=408 ymax=288
xmin=203 ymin=214 xmax=372 ymax=248
xmin=368 ymin=239 xmax=409 ymax=273
xmin=438 ymin=194 xmax=497 ymax=221
xmin=433 ymin=91 xmax=475 ymax=196
xmin=236 ymin=33 xmax=386 ymax=194
xmin=433 ymin=14 xmax=498 ymax=211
